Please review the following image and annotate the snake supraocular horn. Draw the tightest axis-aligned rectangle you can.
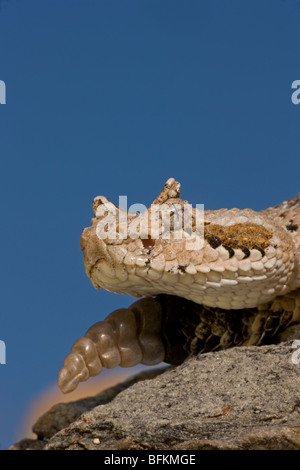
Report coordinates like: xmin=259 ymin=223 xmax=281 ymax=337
xmin=58 ymin=178 xmax=300 ymax=393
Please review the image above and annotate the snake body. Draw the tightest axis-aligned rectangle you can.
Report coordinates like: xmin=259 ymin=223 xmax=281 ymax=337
xmin=58 ymin=179 xmax=300 ymax=393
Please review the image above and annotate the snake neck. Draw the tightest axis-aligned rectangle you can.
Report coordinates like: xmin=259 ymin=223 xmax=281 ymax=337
xmin=263 ymin=193 xmax=300 ymax=249
xmin=262 ymin=193 xmax=300 ymax=292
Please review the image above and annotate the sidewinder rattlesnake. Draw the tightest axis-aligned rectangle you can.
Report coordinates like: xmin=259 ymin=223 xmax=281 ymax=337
xmin=57 ymin=178 xmax=300 ymax=393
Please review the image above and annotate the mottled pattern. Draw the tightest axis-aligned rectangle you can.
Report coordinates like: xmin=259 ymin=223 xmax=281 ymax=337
xmin=204 ymin=222 xmax=272 ymax=253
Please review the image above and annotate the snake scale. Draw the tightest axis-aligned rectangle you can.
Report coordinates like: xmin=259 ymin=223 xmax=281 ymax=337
xmin=58 ymin=178 xmax=300 ymax=393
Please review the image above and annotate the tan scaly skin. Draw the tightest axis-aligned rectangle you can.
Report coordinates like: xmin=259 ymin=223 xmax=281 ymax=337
xmin=58 ymin=179 xmax=300 ymax=393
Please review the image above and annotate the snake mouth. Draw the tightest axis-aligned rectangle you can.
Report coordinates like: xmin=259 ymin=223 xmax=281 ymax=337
xmin=80 ymin=225 xmax=109 ymax=285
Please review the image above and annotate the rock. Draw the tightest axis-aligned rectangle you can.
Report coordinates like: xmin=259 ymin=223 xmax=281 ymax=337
xmin=10 ymin=341 xmax=300 ymax=450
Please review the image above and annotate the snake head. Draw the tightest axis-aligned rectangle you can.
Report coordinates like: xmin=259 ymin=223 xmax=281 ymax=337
xmin=80 ymin=178 xmax=199 ymax=298
xmin=80 ymin=178 xmax=298 ymax=309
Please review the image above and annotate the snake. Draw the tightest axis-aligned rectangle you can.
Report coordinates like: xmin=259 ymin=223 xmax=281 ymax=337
xmin=57 ymin=178 xmax=300 ymax=393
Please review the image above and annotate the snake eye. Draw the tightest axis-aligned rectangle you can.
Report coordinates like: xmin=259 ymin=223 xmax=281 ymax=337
xmin=142 ymin=238 xmax=155 ymax=250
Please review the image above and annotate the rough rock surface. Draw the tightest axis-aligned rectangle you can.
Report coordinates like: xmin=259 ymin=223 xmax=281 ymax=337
xmin=10 ymin=339 xmax=300 ymax=450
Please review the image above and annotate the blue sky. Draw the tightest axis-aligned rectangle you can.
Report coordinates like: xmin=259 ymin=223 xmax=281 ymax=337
xmin=1 ymin=0 xmax=300 ymax=449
